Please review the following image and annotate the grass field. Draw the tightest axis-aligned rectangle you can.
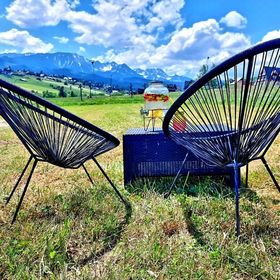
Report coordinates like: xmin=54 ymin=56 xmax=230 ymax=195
xmin=0 ymin=84 xmax=279 ymax=279
xmin=0 ymin=74 xmax=105 ymax=98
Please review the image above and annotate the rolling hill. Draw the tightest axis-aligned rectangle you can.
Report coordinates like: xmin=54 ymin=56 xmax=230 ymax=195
xmin=0 ymin=52 xmax=192 ymax=89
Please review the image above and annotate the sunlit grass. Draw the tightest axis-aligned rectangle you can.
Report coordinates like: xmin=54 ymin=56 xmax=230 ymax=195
xmin=0 ymin=97 xmax=279 ymax=279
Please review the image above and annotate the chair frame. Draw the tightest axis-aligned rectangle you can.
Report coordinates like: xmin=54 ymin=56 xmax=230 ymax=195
xmin=163 ymin=38 xmax=280 ymax=236
xmin=0 ymin=79 xmax=128 ymax=223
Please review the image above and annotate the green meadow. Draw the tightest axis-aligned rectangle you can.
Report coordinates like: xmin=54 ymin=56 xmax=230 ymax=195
xmin=0 ymin=76 xmax=279 ymax=279
xmin=0 ymin=74 xmax=106 ymax=98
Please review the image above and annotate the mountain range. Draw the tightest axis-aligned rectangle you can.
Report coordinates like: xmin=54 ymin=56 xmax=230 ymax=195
xmin=0 ymin=52 xmax=191 ymax=89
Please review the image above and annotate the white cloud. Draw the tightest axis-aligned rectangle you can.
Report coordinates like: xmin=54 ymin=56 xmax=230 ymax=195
xmin=4 ymin=2 xmax=253 ymax=77
xmin=6 ymin=0 xmax=69 ymax=28
xmin=67 ymin=7 xmax=139 ymax=48
xmin=53 ymin=36 xmax=69 ymax=44
xmin=0 ymin=49 xmax=18 ymax=54
xmin=95 ymin=43 xmax=156 ymax=70
xmin=68 ymin=0 xmax=80 ymax=9
xmin=220 ymin=11 xmax=247 ymax=29
xmin=96 ymin=17 xmax=251 ymax=77
xmin=261 ymin=30 xmax=280 ymax=42
xmin=146 ymin=0 xmax=184 ymax=32
xmin=0 ymin=29 xmax=53 ymax=53
xmin=79 ymin=46 xmax=85 ymax=52
xmin=4 ymin=0 xmax=185 ymax=66
xmin=66 ymin=0 xmax=184 ymax=49
xmin=150 ymin=19 xmax=250 ymax=75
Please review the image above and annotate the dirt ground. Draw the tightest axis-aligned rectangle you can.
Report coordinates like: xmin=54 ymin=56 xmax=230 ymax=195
xmin=0 ymin=120 xmax=8 ymax=128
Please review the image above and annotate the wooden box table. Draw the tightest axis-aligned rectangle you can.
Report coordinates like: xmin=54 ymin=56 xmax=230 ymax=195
xmin=123 ymin=128 xmax=237 ymax=185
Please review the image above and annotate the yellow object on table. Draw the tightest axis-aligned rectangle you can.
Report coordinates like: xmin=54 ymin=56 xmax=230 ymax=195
xmin=148 ymin=109 xmax=163 ymax=118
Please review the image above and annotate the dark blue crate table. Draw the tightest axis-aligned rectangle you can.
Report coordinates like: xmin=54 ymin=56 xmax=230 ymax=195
xmin=123 ymin=128 xmax=238 ymax=185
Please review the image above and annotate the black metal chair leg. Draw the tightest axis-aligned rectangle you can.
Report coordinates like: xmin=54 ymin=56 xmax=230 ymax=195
xmin=82 ymin=164 xmax=95 ymax=185
xmin=144 ymin=117 xmax=152 ymax=131
xmin=11 ymin=159 xmax=38 ymax=224
xmin=92 ymin=157 xmax=128 ymax=206
xmin=164 ymin=152 xmax=189 ymax=198
xmin=152 ymin=117 xmax=156 ymax=131
xmin=245 ymin=163 xmax=249 ymax=189
xmin=261 ymin=157 xmax=280 ymax=192
xmin=6 ymin=155 xmax=33 ymax=205
xmin=234 ymin=162 xmax=241 ymax=237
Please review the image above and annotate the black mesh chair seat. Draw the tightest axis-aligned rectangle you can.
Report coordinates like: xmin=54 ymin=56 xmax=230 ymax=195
xmin=175 ymin=113 xmax=280 ymax=167
xmin=0 ymin=79 xmax=128 ymax=222
xmin=163 ymin=38 xmax=280 ymax=235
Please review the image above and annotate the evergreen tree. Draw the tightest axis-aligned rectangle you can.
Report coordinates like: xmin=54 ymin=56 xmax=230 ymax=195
xmin=197 ymin=61 xmax=218 ymax=88
xmin=209 ymin=63 xmax=218 ymax=88
xmin=197 ymin=64 xmax=208 ymax=79
xmin=79 ymin=83 xmax=83 ymax=101
xmin=184 ymin=80 xmax=192 ymax=90
xmin=58 ymin=86 xmax=67 ymax=98
xmin=89 ymin=83 xmax=92 ymax=98
xmin=129 ymin=83 xmax=133 ymax=97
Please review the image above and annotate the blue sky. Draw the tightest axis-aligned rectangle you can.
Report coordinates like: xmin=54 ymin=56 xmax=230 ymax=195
xmin=0 ymin=0 xmax=279 ymax=77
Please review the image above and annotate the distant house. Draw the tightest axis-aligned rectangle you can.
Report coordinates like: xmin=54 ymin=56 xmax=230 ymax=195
xmin=230 ymin=77 xmax=245 ymax=86
xmin=264 ymin=66 xmax=280 ymax=83
xmin=252 ymin=66 xmax=280 ymax=85
xmin=184 ymin=80 xmax=193 ymax=90
xmin=137 ymin=88 xmax=144 ymax=94
xmin=167 ymin=84 xmax=177 ymax=92
xmin=13 ymin=70 xmax=25 ymax=77
xmin=254 ymin=73 xmax=266 ymax=84
xmin=1 ymin=66 xmax=13 ymax=76
xmin=228 ymin=67 xmax=280 ymax=87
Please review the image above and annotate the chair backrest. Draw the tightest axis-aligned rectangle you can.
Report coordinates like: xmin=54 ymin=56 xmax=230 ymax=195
xmin=163 ymin=38 xmax=280 ymax=166
xmin=0 ymin=79 xmax=119 ymax=168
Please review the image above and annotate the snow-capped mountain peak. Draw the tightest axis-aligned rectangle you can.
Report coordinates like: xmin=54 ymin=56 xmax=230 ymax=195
xmin=0 ymin=52 xmax=192 ymax=89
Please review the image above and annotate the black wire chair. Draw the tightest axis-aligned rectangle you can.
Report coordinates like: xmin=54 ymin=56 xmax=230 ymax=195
xmin=0 ymin=78 xmax=128 ymax=223
xmin=163 ymin=38 xmax=280 ymax=236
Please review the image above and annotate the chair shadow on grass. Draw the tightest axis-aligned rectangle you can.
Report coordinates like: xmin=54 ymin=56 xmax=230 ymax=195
xmin=125 ymin=174 xmax=259 ymax=202
xmin=125 ymin=174 xmax=263 ymax=244
xmin=78 ymin=202 xmax=132 ymax=266
xmin=24 ymin=185 xmax=132 ymax=267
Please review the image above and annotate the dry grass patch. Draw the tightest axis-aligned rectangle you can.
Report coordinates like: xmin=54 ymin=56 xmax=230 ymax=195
xmin=0 ymin=102 xmax=279 ymax=279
